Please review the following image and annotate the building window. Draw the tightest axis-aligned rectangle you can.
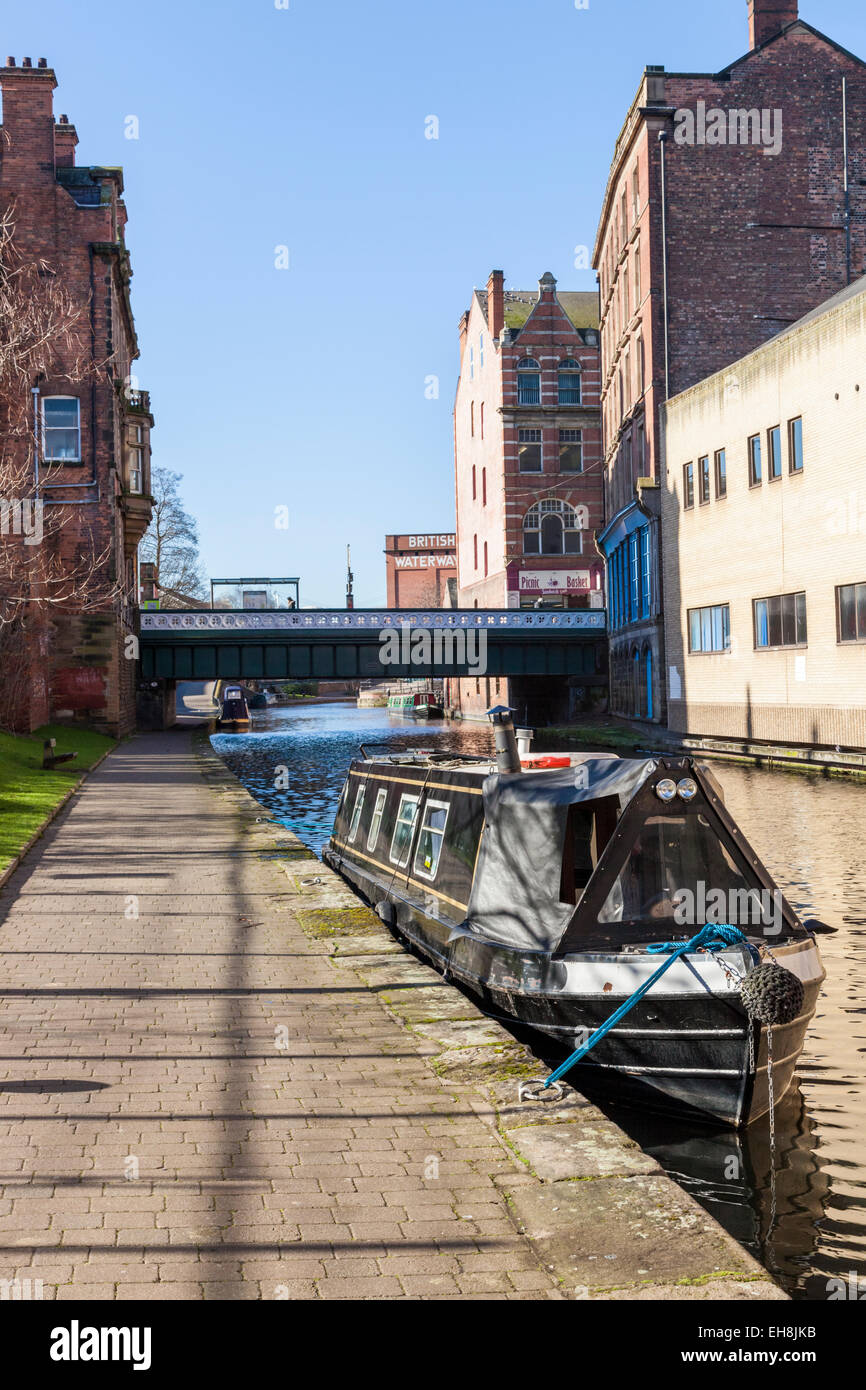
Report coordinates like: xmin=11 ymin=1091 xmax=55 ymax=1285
xmin=688 ymin=604 xmax=731 ymax=653
xmin=523 ymin=499 xmax=584 ymax=556
xmin=518 ymin=428 xmax=542 ymax=472
xmin=635 ymin=333 xmax=644 ymax=396
xmin=837 ymin=582 xmax=866 ymax=643
xmin=557 ymin=360 xmax=582 ymax=406
xmin=127 ymin=423 xmax=144 ymax=493
xmin=480 ymin=402 xmax=484 ymax=440
xmin=715 ymin=448 xmax=727 ymax=498
xmin=632 ymin=165 xmax=640 ymax=221
xmin=633 ymin=245 xmax=641 ymax=311
xmin=683 ymin=462 xmax=694 ymax=509
xmin=748 ymin=433 xmax=762 ymax=486
xmin=789 ymin=416 xmax=804 ymax=473
xmin=42 ymin=396 xmax=81 ymax=462
xmin=471 ymin=465 xmax=476 ymax=500
xmin=517 ymin=358 xmax=540 ymax=405
xmin=473 ymin=534 xmax=478 ymax=569
xmin=482 ymin=466 xmax=487 ymax=505
xmin=768 ymin=425 xmax=782 ymax=480
xmin=479 ymin=333 xmax=484 ymax=368
xmin=640 ymin=527 xmax=651 ymax=618
xmin=469 ymin=346 xmax=474 ymax=381
xmin=559 ymin=429 xmax=583 ymax=473
xmin=699 ymin=455 xmax=710 ymax=504
xmin=389 ymin=793 xmax=419 ymax=867
xmin=623 ymin=348 xmax=632 ymax=410
xmin=754 ymin=591 xmax=807 ymax=649
xmin=483 ymin=540 xmax=488 ymax=576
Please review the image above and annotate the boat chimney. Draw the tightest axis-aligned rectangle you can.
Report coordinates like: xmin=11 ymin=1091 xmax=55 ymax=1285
xmin=487 ymin=705 xmax=522 ymax=773
xmin=515 ymin=726 xmax=533 ymax=757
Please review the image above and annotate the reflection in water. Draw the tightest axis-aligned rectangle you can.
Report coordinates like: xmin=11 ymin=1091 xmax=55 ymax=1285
xmin=212 ymin=705 xmax=866 ymax=1299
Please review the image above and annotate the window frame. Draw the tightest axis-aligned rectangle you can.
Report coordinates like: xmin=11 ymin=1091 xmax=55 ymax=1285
xmin=347 ymin=783 xmax=366 ymax=843
xmin=389 ymin=792 xmax=420 ymax=868
xmin=41 ymin=395 xmax=82 ymax=464
xmin=698 ymin=455 xmax=710 ymax=505
xmin=788 ymin=416 xmax=804 ymax=474
xmin=836 ymin=582 xmax=866 ymax=644
xmin=748 ymin=433 xmax=762 ymax=487
xmin=366 ymin=787 xmax=388 ymax=851
xmin=683 ymin=462 xmax=694 ymax=510
xmin=557 ymin=360 xmax=582 ymax=407
xmin=714 ymin=448 xmax=727 ymax=499
xmin=767 ymin=425 xmax=782 ymax=482
xmin=517 ymin=358 xmax=541 ymax=406
xmin=413 ymin=798 xmax=451 ymax=882
xmin=687 ymin=603 xmax=731 ymax=654
xmin=558 ymin=428 xmax=583 ymax=474
xmin=518 ymin=427 xmax=542 ymax=473
xmin=753 ymin=591 xmax=807 ymax=650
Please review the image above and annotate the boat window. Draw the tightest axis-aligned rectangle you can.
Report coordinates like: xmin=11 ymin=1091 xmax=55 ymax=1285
xmin=389 ymin=793 xmax=420 ymax=867
xmin=347 ymin=784 xmax=366 ymax=843
xmin=414 ymin=799 xmax=450 ymax=881
xmin=366 ymin=788 xmax=388 ymax=851
xmin=559 ymin=797 xmax=619 ymax=905
xmin=597 ymin=811 xmax=768 ymax=928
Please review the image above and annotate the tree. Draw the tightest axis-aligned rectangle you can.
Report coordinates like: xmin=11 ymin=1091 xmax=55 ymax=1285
xmin=0 ymin=208 xmax=117 ymax=731
xmin=139 ymin=467 xmax=207 ymax=605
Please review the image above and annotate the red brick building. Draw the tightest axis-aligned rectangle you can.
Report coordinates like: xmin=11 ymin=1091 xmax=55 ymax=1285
xmin=451 ymin=270 xmax=605 ymax=719
xmin=384 ymin=532 xmax=456 ymax=608
xmin=593 ymin=0 xmax=866 ymax=723
xmin=0 ymin=58 xmax=152 ymax=735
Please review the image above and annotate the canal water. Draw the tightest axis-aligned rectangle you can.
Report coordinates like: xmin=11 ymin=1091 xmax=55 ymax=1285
xmin=212 ymin=700 xmax=866 ymax=1300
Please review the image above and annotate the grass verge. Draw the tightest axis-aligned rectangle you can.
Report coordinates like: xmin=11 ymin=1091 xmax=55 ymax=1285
xmin=0 ymin=724 xmax=116 ymax=872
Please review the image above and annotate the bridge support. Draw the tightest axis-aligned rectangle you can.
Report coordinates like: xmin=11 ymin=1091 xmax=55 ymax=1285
xmin=136 ymin=678 xmax=177 ymax=731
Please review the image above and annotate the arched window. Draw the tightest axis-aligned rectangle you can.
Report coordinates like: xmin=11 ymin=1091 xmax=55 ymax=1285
xmin=523 ymin=499 xmax=585 ymax=556
xmin=558 ymin=360 xmax=581 ymax=406
xmin=517 ymin=358 xmax=540 ymax=406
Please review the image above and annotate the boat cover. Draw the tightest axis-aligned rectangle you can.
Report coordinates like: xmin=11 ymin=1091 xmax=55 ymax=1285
xmin=464 ymin=757 xmax=658 ymax=951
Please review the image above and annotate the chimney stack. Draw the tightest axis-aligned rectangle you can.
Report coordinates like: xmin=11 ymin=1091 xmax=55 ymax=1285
xmin=0 ymin=58 xmax=58 ymax=179
xmin=748 ymin=0 xmax=798 ymax=50
xmin=54 ymin=115 xmax=78 ymax=168
xmin=487 ymin=269 xmax=504 ymax=342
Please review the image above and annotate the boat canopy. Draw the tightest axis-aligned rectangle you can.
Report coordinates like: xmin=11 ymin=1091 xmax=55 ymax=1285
xmin=464 ymin=757 xmax=658 ymax=951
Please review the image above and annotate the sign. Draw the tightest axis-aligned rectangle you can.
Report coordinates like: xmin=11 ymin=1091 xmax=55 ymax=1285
xmin=394 ymin=554 xmax=456 ymax=570
xmin=518 ymin=570 xmax=591 ymax=595
xmin=407 ymin=534 xmax=455 ymax=548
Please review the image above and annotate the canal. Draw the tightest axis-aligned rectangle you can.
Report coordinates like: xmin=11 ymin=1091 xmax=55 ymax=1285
xmin=212 ymin=699 xmax=866 ymax=1300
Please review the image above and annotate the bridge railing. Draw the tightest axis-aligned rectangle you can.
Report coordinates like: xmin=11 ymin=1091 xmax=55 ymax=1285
xmin=140 ymin=608 xmax=606 ymax=633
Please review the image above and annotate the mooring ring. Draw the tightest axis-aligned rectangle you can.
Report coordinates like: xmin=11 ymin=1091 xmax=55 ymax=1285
xmin=518 ymin=1080 xmax=564 ymax=1103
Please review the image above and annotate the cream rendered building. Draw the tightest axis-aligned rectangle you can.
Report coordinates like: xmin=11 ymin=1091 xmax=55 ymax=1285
xmin=662 ymin=275 xmax=866 ymax=750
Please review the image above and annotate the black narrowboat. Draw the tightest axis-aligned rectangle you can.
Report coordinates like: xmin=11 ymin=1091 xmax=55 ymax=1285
xmin=323 ymin=727 xmax=826 ymax=1127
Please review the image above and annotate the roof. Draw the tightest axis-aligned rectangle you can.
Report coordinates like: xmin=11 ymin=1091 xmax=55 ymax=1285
xmin=502 ymin=290 xmax=599 ymax=332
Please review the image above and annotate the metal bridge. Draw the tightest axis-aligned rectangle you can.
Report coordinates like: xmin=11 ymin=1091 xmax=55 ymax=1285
xmin=139 ymin=608 xmax=608 ymax=681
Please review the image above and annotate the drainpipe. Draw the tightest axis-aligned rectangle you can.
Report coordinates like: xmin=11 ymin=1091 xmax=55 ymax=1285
xmin=843 ymin=78 xmax=852 ymax=287
xmin=658 ymin=130 xmax=670 ymax=401
xmin=32 ymin=384 xmax=40 ymax=496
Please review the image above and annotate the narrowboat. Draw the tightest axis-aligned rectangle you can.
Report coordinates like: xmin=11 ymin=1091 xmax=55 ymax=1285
xmin=323 ymin=717 xmax=827 ymax=1127
xmin=218 ymin=685 xmax=251 ymax=728
xmin=387 ymin=691 xmax=444 ymax=719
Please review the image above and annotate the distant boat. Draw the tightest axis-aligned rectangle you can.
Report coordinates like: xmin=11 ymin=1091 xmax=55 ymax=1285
xmin=218 ymin=686 xmax=251 ymax=728
xmin=387 ymin=691 xmax=444 ymax=719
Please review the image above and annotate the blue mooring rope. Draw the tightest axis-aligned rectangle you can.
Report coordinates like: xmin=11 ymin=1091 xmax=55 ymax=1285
xmin=543 ymin=923 xmax=748 ymax=1089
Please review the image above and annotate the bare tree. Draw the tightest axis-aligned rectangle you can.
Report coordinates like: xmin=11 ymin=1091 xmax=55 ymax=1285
xmin=0 ymin=208 xmax=120 ymax=729
xmin=139 ymin=466 xmax=207 ymax=605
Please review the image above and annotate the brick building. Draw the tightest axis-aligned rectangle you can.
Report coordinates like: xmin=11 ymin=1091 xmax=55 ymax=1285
xmin=0 ymin=58 xmax=152 ymax=735
xmin=451 ymin=270 xmax=605 ymax=720
xmin=384 ymin=532 xmax=456 ymax=608
xmin=593 ymin=0 xmax=866 ymax=724
xmin=662 ymin=274 xmax=866 ymax=748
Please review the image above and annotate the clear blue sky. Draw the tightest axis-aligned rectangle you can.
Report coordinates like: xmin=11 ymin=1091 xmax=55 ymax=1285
xmin=7 ymin=1 xmax=865 ymax=605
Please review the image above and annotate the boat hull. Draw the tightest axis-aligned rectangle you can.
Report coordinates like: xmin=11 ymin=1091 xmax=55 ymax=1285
xmin=324 ymin=846 xmax=823 ymax=1128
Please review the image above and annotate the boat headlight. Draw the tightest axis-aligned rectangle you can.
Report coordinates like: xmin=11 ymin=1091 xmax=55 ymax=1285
xmin=677 ymin=777 xmax=698 ymax=802
xmin=655 ymin=778 xmax=677 ymax=802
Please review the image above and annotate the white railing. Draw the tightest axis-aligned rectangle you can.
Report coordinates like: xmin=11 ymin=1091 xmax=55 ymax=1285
xmin=140 ymin=608 xmax=607 ymax=633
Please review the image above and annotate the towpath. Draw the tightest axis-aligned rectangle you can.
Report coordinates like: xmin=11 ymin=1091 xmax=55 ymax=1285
xmin=0 ymin=732 xmax=557 ymax=1300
